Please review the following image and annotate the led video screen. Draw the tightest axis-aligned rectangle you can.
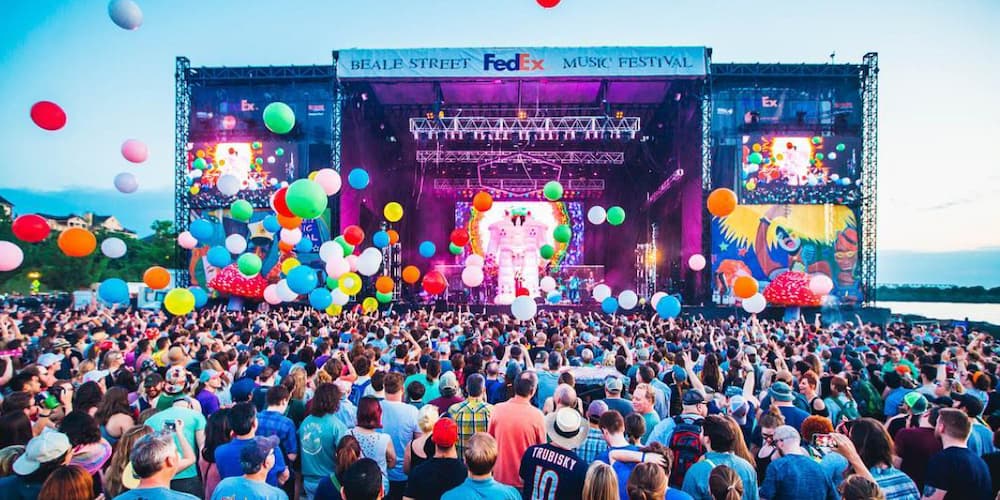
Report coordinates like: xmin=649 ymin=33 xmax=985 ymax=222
xmin=455 ymin=201 xmax=584 ymax=268
xmin=184 ymin=141 xmax=294 ymax=208
xmin=738 ymin=135 xmax=861 ymax=204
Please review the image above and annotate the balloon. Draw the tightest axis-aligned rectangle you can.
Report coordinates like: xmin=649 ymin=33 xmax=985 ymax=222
xmin=656 ymin=295 xmax=681 ymax=319
xmin=108 ymin=0 xmax=143 ymax=30
xmin=319 ymin=241 xmax=342 ymax=262
xmin=707 ymin=188 xmax=738 ymax=217
xmin=277 ymin=213 xmax=301 ymax=230
xmin=308 ymin=288 xmax=333 ymax=310
xmin=325 ymin=304 xmax=343 ymax=316
xmin=546 ymin=292 xmax=562 ymax=304
xmin=742 ymin=293 xmax=767 ymax=314
xmin=733 ymin=276 xmax=758 ymax=299
xmin=511 ymin=296 xmax=537 ymax=320
xmin=313 ymin=168 xmax=342 ymax=196
xmin=121 ymin=139 xmax=148 ymax=163
xmin=29 ymin=101 xmax=66 ymax=131
xmin=383 ymin=202 xmax=404 ymax=222
xmin=422 ymin=271 xmax=447 ymax=295
xmin=338 ymin=272 xmax=363 ymax=296
xmin=539 ymin=244 xmax=555 ymax=260
xmin=618 ymin=290 xmax=639 ymax=310
xmin=334 ymin=235 xmax=355 ymax=257
xmin=224 ymin=234 xmax=247 ymax=254
xmin=540 ymin=276 xmax=556 ymax=293
xmin=606 ymin=206 xmax=626 ymax=226
xmin=357 ymin=248 xmax=383 ymax=276
xmin=444 ymin=243 xmax=459 ymax=256
xmin=688 ymin=254 xmax=706 ymax=271
xmin=537 ymin=0 xmax=560 ymax=7
xmin=343 ymin=225 xmax=365 ymax=246
xmin=466 ymin=254 xmax=484 ymax=268
xmin=287 ymin=265 xmax=318 ymax=294
xmin=809 ymin=274 xmax=834 ymax=296
xmin=189 ymin=287 xmax=208 ymax=308
xmin=386 ymin=230 xmax=399 ymax=245
xmin=812 ymin=136 xmax=823 ymax=145
xmin=650 ymin=291 xmax=667 ymax=309
xmin=57 ymin=228 xmax=96 ymax=257
xmin=402 ymin=265 xmax=421 ymax=284
xmin=592 ymin=284 xmax=611 ymax=302
xmin=346 ymin=253 xmax=359 ymax=272
xmin=325 ymin=255 xmax=350 ymax=278
xmin=748 ymin=152 xmax=763 ymax=164
xmin=274 ymin=279 xmax=296 ymax=302
xmin=262 ymin=216 xmax=281 ymax=234
xmin=516 ymin=287 xmax=530 ymax=297
xmin=419 ymin=241 xmax=436 ymax=258
xmin=553 ymin=225 xmax=572 ymax=243
xmin=836 ymin=143 xmax=846 ymax=152
xmin=295 ymin=235 xmax=313 ymax=253
xmin=189 ymin=219 xmax=214 ymax=242
xmin=230 ymin=200 xmax=252 ymax=221
xmin=330 ymin=288 xmax=350 ymax=306
xmin=263 ymin=284 xmax=282 ymax=305
xmin=280 ymin=228 xmax=302 ymax=246
xmin=164 ymin=288 xmax=195 ymax=316
xmin=100 ymin=237 xmax=127 ymax=259
xmin=543 ymin=181 xmax=563 ymax=201
xmin=587 ymin=206 xmax=607 ymax=225
xmin=375 ymin=276 xmax=395 ymax=294
xmin=450 ymin=228 xmax=470 ymax=247
xmin=472 ymin=191 xmax=493 ymax=212
xmin=114 ymin=172 xmax=138 ymax=193
xmin=263 ymin=102 xmax=295 ymax=134
xmin=815 ymin=153 xmax=825 ymax=161
xmin=325 ymin=276 xmax=338 ymax=290
xmin=362 ymin=297 xmax=379 ymax=313
xmin=271 ymin=187 xmax=294 ymax=217
xmin=601 ymin=297 xmax=619 ymax=314
xmin=348 ymin=168 xmax=370 ymax=189
xmin=376 ymin=291 xmax=393 ymax=304
xmin=462 ymin=266 xmax=484 ymax=287
xmin=237 ymin=253 xmax=262 ymax=276
xmin=0 ymin=241 xmax=24 ymax=271
xmin=98 ymin=278 xmax=129 ymax=304
xmin=143 ymin=266 xmax=170 ymax=289
xmin=372 ymin=231 xmax=390 ymax=249
xmin=207 ymin=246 xmax=231 ymax=267
xmin=12 ymin=215 xmax=51 ymax=243
xmin=281 ymin=258 xmax=301 ymax=275
xmin=286 ymin=179 xmax=327 ymax=219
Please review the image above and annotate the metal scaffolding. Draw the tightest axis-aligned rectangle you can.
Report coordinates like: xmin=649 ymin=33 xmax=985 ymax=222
xmin=432 ymin=178 xmax=605 ymax=193
xmin=416 ymin=150 xmax=625 ymax=165
xmin=174 ymin=57 xmax=191 ymax=287
xmin=409 ymin=116 xmax=641 ymax=140
xmin=860 ymin=52 xmax=879 ymax=306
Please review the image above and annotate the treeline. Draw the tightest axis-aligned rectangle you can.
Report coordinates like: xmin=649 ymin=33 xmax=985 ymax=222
xmin=877 ymin=285 xmax=1000 ymax=304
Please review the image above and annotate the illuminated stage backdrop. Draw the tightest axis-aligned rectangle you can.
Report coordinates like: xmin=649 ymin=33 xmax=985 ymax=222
xmin=456 ymin=201 xmax=584 ymax=268
xmin=738 ymin=135 xmax=861 ymax=205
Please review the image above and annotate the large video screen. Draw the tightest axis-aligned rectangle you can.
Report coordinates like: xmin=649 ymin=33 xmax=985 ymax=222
xmin=455 ymin=201 xmax=584 ymax=268
xmin=711 ymin=204 xmax=861 ymax=306
xmin=184 ymin=141 xmax=294 ymax=208
xmin=189 ymin=83 xmax=332 ymax=138
xmin=738 ymin=135 xmax=861 ymax=204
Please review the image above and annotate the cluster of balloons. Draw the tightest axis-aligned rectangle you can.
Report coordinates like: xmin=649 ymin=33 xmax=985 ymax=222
xmin=461 ymin=254 xmax=485 ymax=288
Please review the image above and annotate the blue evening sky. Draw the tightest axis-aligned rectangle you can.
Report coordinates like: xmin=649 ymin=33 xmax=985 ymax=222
xmin=0 ymin=0 xmax=997 ymax=251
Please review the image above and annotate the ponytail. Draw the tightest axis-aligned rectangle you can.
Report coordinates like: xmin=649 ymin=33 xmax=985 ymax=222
xmin=335 ymin=435 xmax=362 ymax=475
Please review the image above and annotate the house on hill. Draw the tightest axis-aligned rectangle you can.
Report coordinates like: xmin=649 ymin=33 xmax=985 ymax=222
xmin=37 ymin=212 xmax=137 ymax=238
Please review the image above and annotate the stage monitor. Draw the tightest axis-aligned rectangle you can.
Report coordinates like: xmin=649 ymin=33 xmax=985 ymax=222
xmin=737 ymin=135 xmax=861 ymax=205
xmin=185 ymin=140 xmax=295 ymax=208
xmin=456 ymin=200 xmax=584 ymax=267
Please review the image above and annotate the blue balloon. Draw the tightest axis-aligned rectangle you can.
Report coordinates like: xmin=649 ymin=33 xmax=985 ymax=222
xmin=308 ymin=288 xmax=332 ymax=310
xmin=656 ymin=295 xmax=682 ymax=319
xmin=188 ymin=286 xmax=208 ymax=309
xmin=287 ymin=265 xmax=318 ymax=294
xmin=372 ymin=230 xmax=390 ymax=249
xmin=601 ymin=296 xmax=619 ymax=314
xmin=190 ymin=219 xmax=214 ymax=242
xmin=295 ymin=237 xmax=313 ymax=253
xmin=546 ymin=292 xmax=562 ymax=304
xmin=98 ymin=278 xmax=130 ymax=304
xmin=207 ymin=246 xmax=232 ymax=268
xmin=263 ymin=215 xmax=281 ymax=233
xmin=418 ymin=241 xmax=436 ymax=258
xmin=348 ymin=168 xmax=370 ymax=189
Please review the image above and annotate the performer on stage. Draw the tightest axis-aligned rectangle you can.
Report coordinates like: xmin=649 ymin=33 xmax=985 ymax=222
xmin=568 ymin=273 xmax=581 ymax=304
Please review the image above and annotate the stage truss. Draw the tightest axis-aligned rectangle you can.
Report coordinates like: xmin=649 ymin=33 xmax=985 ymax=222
xmin=409 ymin=116 xmax=641 ymax=140
xmin=860 ymin=52 xmax=879 ymax=306
xmin=416 ymin=150 xmax=625 ymax=165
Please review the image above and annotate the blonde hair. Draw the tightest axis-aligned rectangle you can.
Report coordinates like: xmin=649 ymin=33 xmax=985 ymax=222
xmin=583 ymin=462 xmax=619 ymax=500
xmin=0 ymin=445 xmax=25 ymax=477
xmin=284 ymin=367 xmax=308 ymax=400
xmin=417 ymin=404 xmax=440 ymax=433
xmin=464 ymin=433 xmax=499 ymax=476
xmin=708 ymin=465 xmax=744 ymax=500
xmin=839 ymin=474 xmax=886 ymax=500
xmin=103 ymin=425 xmax=153 ymax=498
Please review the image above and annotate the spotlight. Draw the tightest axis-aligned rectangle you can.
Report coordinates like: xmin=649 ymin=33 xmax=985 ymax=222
xmin=517 ymin=109 xmax=528 ymax=120
xmin=426 ymin=112 xmax=435 ymax=120
xmin=361 ymin=92 xmax=369 ymax=101
xmin=614 ymin=110 xmax=624 ymax=120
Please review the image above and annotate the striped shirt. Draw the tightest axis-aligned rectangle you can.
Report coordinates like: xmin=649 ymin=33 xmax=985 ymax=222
xmin=575 ymin=427 xmax=608 ymax=464
xmin=449 ymin=397 xmax=493 ymax=458
xmin=870 ymin=466 xmax=920 ymax=500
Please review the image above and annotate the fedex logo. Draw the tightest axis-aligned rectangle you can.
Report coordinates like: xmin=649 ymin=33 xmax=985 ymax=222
xmin=483 ymin=53 xmax=545 ymax=72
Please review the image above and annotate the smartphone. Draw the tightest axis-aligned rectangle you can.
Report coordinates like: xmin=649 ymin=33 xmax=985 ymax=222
xmin=163 ymin=421 xmax=177 ymax=432
xmin=812 ymin=433 xmax=835 ymax=448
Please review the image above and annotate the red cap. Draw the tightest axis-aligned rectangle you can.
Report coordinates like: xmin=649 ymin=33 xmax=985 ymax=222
xmin=431 ymin=418 xmax=459 ymax=448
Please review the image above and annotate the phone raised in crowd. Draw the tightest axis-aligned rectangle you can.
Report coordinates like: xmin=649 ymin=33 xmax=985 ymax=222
xmin=163 ymin=420 xmax=177 ymax=432
xmin=812 ymin=433 xmax=836 ymax=448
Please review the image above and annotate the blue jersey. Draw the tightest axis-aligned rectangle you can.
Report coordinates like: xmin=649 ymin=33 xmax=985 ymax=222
xmin=519 ymin=443 xmax=587 ymax=500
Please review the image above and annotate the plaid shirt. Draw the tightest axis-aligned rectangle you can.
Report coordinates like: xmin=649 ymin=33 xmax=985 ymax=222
xmin=256 ymin=409 xmax=298 ymax=456
xmin=575 ymin=426 xmax=608 ymax=463
xmin=448 ymin=397 xmax=493 ymax=457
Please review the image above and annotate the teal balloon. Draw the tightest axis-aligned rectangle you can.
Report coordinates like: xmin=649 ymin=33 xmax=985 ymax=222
xmin=553 ymin=225 xmax=571 ymax=243
xmin=334 ymin=235 xmax=354 ymax=257
xmin=543 ymin=181 xmax=563 ymax=201
xmin=188 ymin=286 xmax=208 ymax=308
xmin=207 ymin=246 xmax=231 ymax=267
xmin=539 ymin=244 xmax=555 ymax=259
xmin=419 ymin=241 xmax=436 ymax=258
xmin=601 ymin=297 xmax=619 ymax=314
xmin=190 ymin=219 xmax=214 ymax=242
xmin=836 ymin=143 xmax=846 ymax=152
xmin=285 ymin=179 xmax=327 ymax=219
xmin=348 ymin=168 xmax=370 ymax=189
xmin=263 ymin=102 xmax=295 ymax=134
xmin=449 ymin=243 xmax=463 ymax=255
xmin=607 ymin=206 xmax=626 ymax=226
xmin=98 ymin=278 xmax=129 ymax=304
xmin=372 ymin=231 xmax=390 ymax=249
xmin=376 ymin=291 xmax=393 ymax=304
xmin=237 ymin=253 xmax=262 ymax=276
xmin=287 ymin=265 xmax=318 ymax=294
xmin=308 ymin=288 xmax=333 ymax=310
xmin=192 ymin=157 xmax=207 ymax=170
xmin=263 ymin=215 xmax=281 ymax=233
xmin=295 ymin=237 xmax=313 ymax=253
xmin=275 ymin=147 xmax=284 ymax=157
xmin=748 ymin=152 xmax=763 ymax=164
xmin=230 ymin=200 xmax=253 ymax=222
xmin=656 ymin=295 xmax=681 ymax=319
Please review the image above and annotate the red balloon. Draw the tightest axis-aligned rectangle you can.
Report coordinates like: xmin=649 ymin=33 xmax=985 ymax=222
xmin=422 ymin=271 xmax=447 ymax=295
xmin=30 ymin=101 xmax=67 ymax=131
xmin=537 ymin=0 xmax=560 ymax=7
xmin=516 ymin=287 xmax=530 ymax=297
xmin=450 ymin=228 xmax=470 ymax=247
xmin=343 ymin=225 xmax=365 ymax=246
xmin=11 ymin=215 xmax=51 ymax=243
xmin=271 ymin=187 xmax=294 ymax=217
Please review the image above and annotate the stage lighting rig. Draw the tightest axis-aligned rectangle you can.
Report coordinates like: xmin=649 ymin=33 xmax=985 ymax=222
xmin=409 ymin=115 xmax=640 ymax=142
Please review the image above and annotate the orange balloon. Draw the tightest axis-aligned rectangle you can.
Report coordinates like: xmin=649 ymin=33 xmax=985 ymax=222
xmin=386 ymin=229 xmax=399 ymax=245
xmin=707 ymin=188 xmax=738 ymax=218
xmin=57 ymin=228 xmax=97 ymax=257
xmin=472 ymin=191 xmax=493 ymax=212
xmin=375 ymin=276 xmax=395 ymax=294
xmin=401 ymin=265 xmax=421 ymax=285
xmin=278 ymin=241 xmax=293 ymax=253
xmin=143 ymin=266 xmax=171 ymax=290
xmin=277 ymin=213 xmax=302 ymax=230
xmin=733 ymin=276 xmax=758 ymax=299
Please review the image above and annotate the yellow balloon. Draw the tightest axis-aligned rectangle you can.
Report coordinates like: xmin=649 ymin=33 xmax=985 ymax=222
xmin=383 ymin=202 xmax=404 ymax=222
xmin=281 ymin=258 xmax=301 ymax=275
xmin=163 ymin=288 xmax=195 ymax=316
xmin=362 ymin=297 xmax=378 ymax=313
xmin=338 ymin=272 xmax=362 ymax=296
xmin=325 ymin=303 xmax=342 ymax=316
xmin=308 ymin=171 xmax=318 ymax=181
xmin=190 ymin=185 xmax=200 ymax=195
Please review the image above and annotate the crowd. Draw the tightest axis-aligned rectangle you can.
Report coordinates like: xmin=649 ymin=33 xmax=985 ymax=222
xmin=0 ymin=302 xmax=997 ymax=500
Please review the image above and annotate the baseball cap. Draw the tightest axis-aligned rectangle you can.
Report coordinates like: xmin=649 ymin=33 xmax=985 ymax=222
xmin=240 ymin=435 xmax=280 ymax=474
xmin=903 ymin=392 xmax=928 ymax=415
xmin=13 ymin=430 xmax=71 ymax=475
xmin=164 ymin=366 xmax=188 ymax=395
xmin=82 ymin=369 xmax=109 ymax=385
xmin=199 ymin=369 xmax=221 ymax=384
xmin=439 ymin=372 xmax=460 ymax=395
xmin=244 ymin=364 xmax=264 ymax=380
xmin=604 ymin=376 xmax=623 ymax=393
xmin=37 ymin=353 xmax=64 ymax=368
xmin=143 ymin=373 xmax=164 ymax=388
xmin=954 ymin=393 xmax=985 ymax=417
xmin=587 ymin=400 xmax=609 ymax=420
xmin=729 ymin=395 xmax=749 ymax=416
xmin=682 ymin=389 xmax=706 ymax=406
xmin=768 ymin=382 xmax=794 ymax=402
xmin=431 ymin=418 xmax=459 ymax=448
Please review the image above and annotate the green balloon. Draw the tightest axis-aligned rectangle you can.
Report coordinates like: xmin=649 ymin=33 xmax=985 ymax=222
xmin=449 ymin=242 xmax=463 ymax=255
xmin=543 ymin=181 xmax=563 ymax=201
xmin=263 ymin=102 xmax=295 ymax=134
xmin=237 ymin=253 xmax=262 ymax=276
xmin=334 ymin=235 xmax=354 ymax=257
xmin=376 ymin=291 xmax=393 ymax=304
xmin=325 ymin=276 xmax=338 ymax=290
xmin=836 ymin=143 xmax=846 ymax=152
xmin=812 ymin=136 xmax=822 ymax=145
xmin=255 ymin=157 xmax=263 ymax=166
xmin=252 ymin=141 xmax=262 ymax=150
xmin=230 ymin=200 xmax=253 ymax=222
xmin=540 ymin=244 xmax=555 ymax=260
xmin=192 ymin=157 xmax=207 ymax=170
xmin=553 ymin=225 xmax=572 ymax=243
xmin=607 ymin=206 xmax=626 ymax=226
xmin=275 ymin=148 xmax=284 ymax=157
xmin=285 ymin=179 xmax=328 ymax=219
xmin=815 ymin=153 xmax=825 ymax=161
xmin=748 ymin=152 xmax=763 ymax=165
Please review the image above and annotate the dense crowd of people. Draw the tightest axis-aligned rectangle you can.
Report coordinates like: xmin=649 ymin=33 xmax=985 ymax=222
xmin=0 ymin=302 xmax=997 ymax=500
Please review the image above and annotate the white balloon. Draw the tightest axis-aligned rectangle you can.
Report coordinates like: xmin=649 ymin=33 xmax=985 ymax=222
xmin=114 ymin=172 xmax=138 ymax=193
xmin=225 ymin=234 xmax=247 ymax=254
xmin=319 ymin=241 xmax=342 ymax=262
xmin=217 ymin=174 xmax=241 ymax=196
xmin=313 ymin=169 xmax=342 ymax=196
xmin=177 ymin=231 xmax=198 ymax=250
xmin=465 ymin=254 xmax=485 ymax=268
xmin=276 ymin=279 xmax=298 ymax=302
xmin=688 ymin=254 xmax=706 ymax=272
xmin=280 ymin=228 xmax=302 ymax=245
xmin=618 ymin=290 xmax=639 ymax=310
xmin=511 ymin=296 xmax=537 ymax=321
xmin=809 ymin=274 xmax=834 ymax=296
xmin=330 ymin=288 xmax=350 ymax=306
xmin=742 ymin=293 xmax=767 ymax=314
xmin=263 ymin=284 xmax=282 ymax=305
xmin=346 ymin=254 xmax=359 ymax=272
xmin=462 ymin=266 xmax=484 ymax=287
xmin=587 ymin=206 xmax=607 ymax=225
xmin=651 ymin=291 xmax=667 ymax=309
xmin=0 ymin=241 xmax=23 ymax=272
xmin=592 ymin=284 xmax=611 ymax=302
xmin=108 ymin=0 xmax=143 ymax=30
xmin=357 ymin=248 xmax=383 ymax=276
xmin=539 ymin=276 xmax=557 ymax=293
xmin=100 ymin=237 xmax=127 ymax=259
xmin=325 ymin=256 xmax=350 ymax=278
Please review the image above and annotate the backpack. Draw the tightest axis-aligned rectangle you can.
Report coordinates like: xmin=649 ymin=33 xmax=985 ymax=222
xmin=349 ymin=379 xmax=372 ymax=407
xmin=829 ymin=395 xmax=861 ymax=424
xmin=852 ymin=379 xmax=883 ymax=418
xmin=668 ymin=416 xmax=706 ymax=488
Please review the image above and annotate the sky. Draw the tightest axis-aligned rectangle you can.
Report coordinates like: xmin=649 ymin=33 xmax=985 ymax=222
xmin=1 ymin=0 xmax=998 ymax=253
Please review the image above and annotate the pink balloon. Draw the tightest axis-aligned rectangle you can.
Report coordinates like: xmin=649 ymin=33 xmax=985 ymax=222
xmin=177 ymin=231 xmax=198 ymax=250
xmin=121 ymin=139 xmax=148 ymax=163
xmin=465 ymin=254 xmax=485 ymax=268
xmin=263 ymin=284 xmax=282 ymax=305
xmin=0 ymin=241 xmax=24 ymax=271
xmin=325 ymin=256 xmax=350 ymax=278
xmin=461 ymin=266 xmax=484 ymax=287
xmin=346 ymin=254 xmax=359 ymax=272
xmin=313 ymin=168 xmax=342 ymax=196
xmin=688 ymin=254 xmax=706 ymax=271
xmin=808 ymin=274 xmax=834 ymax=296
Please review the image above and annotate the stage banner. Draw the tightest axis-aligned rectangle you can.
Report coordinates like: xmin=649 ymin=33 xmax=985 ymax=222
xmin=336 ymin=46 xmax=708 ymax=79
